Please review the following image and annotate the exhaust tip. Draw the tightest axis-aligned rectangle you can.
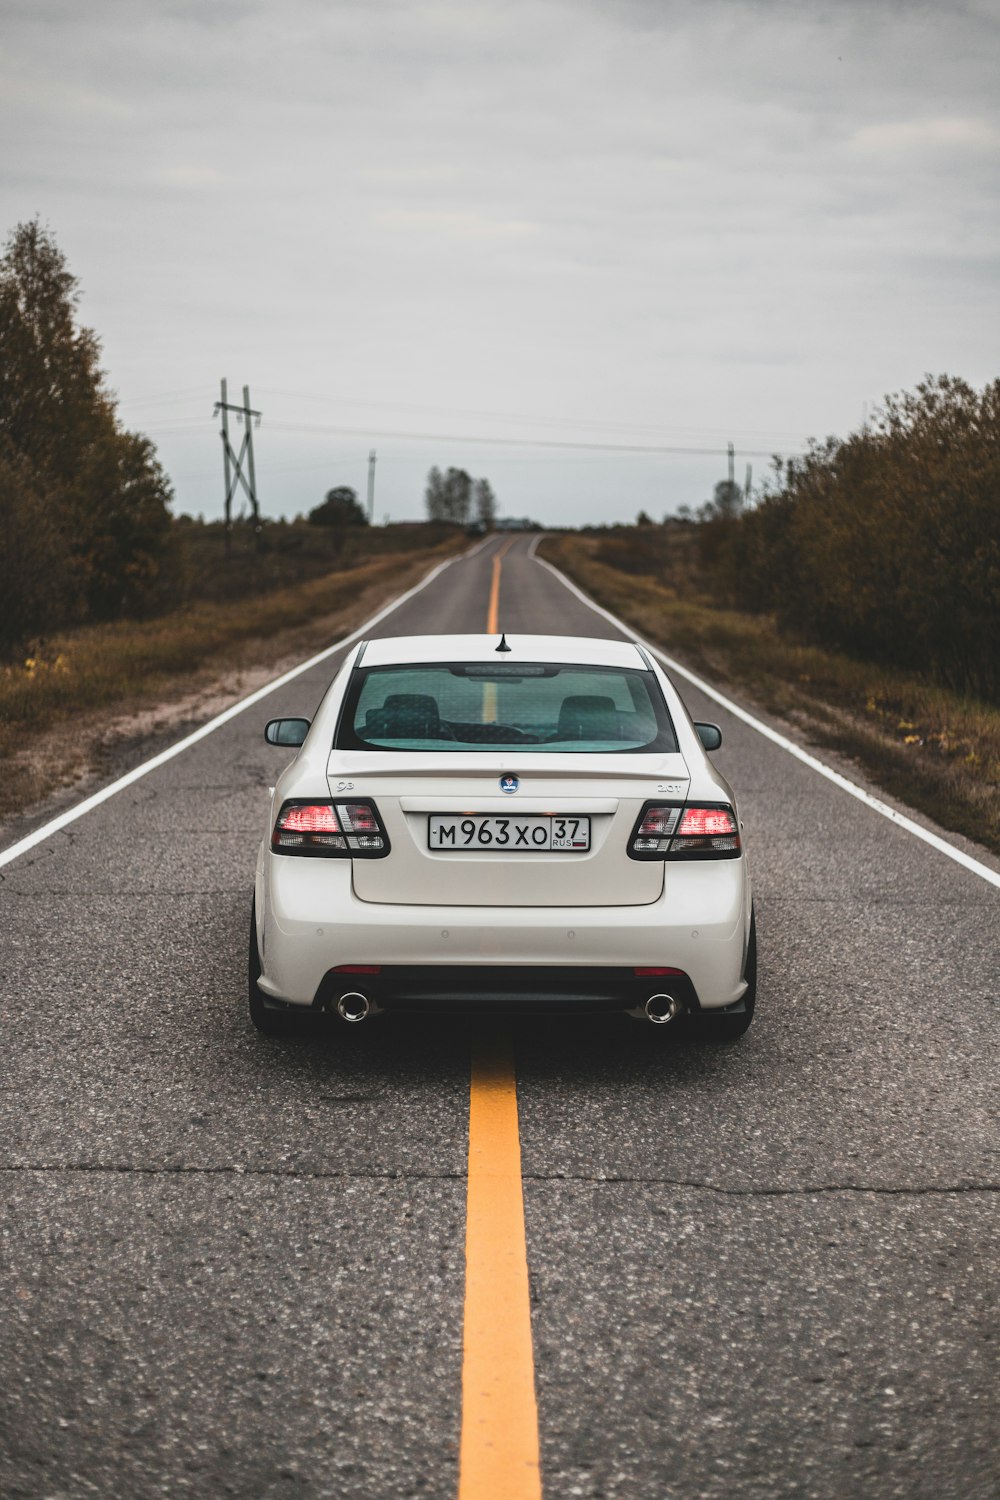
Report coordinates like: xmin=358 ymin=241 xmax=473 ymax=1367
xmin=645 ymin=993 xmax=683 ymax=1025
xmin=336 ymin=991 xmax=370 ymax=1023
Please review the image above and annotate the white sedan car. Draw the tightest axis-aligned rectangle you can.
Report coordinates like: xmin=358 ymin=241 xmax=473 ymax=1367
xmin=250 ymin=633 xmax=756 ymax=1039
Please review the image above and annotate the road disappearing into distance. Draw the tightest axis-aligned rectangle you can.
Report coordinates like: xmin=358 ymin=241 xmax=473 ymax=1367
xmin=2 ymin=534 xmax=997 ymax=1499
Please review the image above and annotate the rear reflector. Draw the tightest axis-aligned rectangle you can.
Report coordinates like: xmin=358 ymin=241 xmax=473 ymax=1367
xmin=634 ymin=966 xmax=684 ymax=976
xmin=333 ymin=964 xmax=382 ymax=974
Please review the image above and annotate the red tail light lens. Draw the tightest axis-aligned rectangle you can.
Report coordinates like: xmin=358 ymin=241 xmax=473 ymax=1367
xmin=628 ymin=802 xmax=740 ymax=860
xmin=677 ymin=807 xmax=738 ymax=838
xmin=272 ymin=803 xmax=345 ymax=851
xmin=271 ymin=799 xmax=388 ymax=857
xmin=671 ymin=805 xmax=740 ymax=856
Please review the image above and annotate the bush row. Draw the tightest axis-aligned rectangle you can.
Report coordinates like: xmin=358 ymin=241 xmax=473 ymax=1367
xmin=699 ymin=376 xmax=1000 ymax=701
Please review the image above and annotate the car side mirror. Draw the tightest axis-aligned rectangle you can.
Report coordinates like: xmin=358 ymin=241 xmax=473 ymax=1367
xmin=695 ymin=721 xmax=722 ymax=751
xmin=264 ymin=717 xmax=310 ymax=747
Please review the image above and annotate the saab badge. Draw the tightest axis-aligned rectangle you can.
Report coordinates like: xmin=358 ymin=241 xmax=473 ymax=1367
xmin=499 ymin=775 xmax=520 ymax=794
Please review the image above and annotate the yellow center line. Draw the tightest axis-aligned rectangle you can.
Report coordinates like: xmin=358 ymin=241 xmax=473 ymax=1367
xmin=486 ymin=537 xmax=517 ymax=636
xmin=459 ymin=537 xmax=542 ymax=1499
xmin=459 ymin=1035 xmax=542 ymax=1500
xmin=486 ymin=554 xmax=503 ymax=636
xmin=484 ymin=539 xmax=517 ymax=722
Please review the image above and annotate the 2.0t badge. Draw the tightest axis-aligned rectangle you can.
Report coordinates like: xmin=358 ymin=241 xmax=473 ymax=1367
xmin=499 ymin=775 xmax=520 ymax=794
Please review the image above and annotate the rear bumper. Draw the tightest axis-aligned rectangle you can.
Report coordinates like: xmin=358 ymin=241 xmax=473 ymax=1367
xmin=256 ymin=848 xmax=751 ymax=1012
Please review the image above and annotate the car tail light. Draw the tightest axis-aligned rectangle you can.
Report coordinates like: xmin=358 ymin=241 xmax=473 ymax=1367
xmin=628 ymin=802 xmax=740 ymax=860
xmin=271 ymin=799 xmax=389 ymax=857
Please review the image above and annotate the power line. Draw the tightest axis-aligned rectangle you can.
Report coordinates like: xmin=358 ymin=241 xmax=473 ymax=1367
xmin=263 ymin=419 xmax=790 ymax=459
xmin=253 ymin=385 xmax=807 ymax=445
xmin=118 ymin=385 xmax=208 ymax=409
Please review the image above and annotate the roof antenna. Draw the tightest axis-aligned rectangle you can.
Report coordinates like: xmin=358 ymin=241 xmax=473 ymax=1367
xmin=495 ymin=633 xmax=512 ymax=653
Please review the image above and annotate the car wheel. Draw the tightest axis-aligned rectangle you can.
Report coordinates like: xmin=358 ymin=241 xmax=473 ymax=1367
xmin=248 ymin=898 xmax=309 ymax=1038
xmin=687 ymin=907 xmax=757 ymax=1042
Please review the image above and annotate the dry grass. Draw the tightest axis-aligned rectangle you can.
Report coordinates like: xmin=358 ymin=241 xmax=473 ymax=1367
xmin=0 ymin=538 xmax=464 ymax=822
xmin=542 ymin=535 xmax=1000 ymax=855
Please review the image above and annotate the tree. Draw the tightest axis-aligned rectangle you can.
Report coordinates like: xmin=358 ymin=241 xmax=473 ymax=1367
xmin=308 ymin=485 xmax=368 ymax=527
xmin=474 ymin=477 xmax=497 ymax=530
xmin=425 ymin=466 xmax=447 ymax=521
xmin=0 ymin=442 xmax=74 ymax=643
xmin=0 ymin=219 xmax=110 ymax=484
xmin=475 ymin=479 xmax=497 ymax=529
xmin=425 ymin=465 xmax=472 ymax=524
xmin=0 ymin=218 xmax=175 ymax=641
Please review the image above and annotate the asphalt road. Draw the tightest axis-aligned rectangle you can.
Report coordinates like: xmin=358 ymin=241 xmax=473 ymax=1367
xmin=2 ymin=534 xmax=997 ymax=1499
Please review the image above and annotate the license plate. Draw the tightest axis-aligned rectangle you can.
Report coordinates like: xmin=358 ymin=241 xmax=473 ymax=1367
xmin=428 ymin=814 xmax=591 ymax=852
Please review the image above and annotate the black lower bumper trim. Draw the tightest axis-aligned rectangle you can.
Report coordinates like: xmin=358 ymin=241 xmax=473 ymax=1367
xmin=313 ymin=965 xmax=703 ymax=1014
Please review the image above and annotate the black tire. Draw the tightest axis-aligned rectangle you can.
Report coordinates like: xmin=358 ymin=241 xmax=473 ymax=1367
xmin=248 ymin=898 xmax=310 ymax=1038
xmin=686 ymin=907 xmax=757 ymax=1042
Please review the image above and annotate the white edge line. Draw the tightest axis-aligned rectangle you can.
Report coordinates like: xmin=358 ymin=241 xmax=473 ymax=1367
xmin=0 ymin=547 xmax=477 ymax=871
xmin=529 ymin=537 xmax=1000 ymax=892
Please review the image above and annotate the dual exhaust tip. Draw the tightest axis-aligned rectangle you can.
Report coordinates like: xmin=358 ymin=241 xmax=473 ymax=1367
xmin=336 ymin=990 xmax=682 ymax=1025
xmin=335 ymin=991 xmax=371 ymax=1023
xmin=644 ymin=993 xmax=684 ymax=1025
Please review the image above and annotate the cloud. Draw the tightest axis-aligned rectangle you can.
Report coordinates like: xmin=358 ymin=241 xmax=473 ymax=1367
xmin=157 ymin=166 xmax=226 ymax=189
xmin=852 ymin=116 xmax=1000 ymax=153
xmin=0 ymin=71 xmax=129 ymax=120
xmin=376 ymin=209 xmax=539 ymax=241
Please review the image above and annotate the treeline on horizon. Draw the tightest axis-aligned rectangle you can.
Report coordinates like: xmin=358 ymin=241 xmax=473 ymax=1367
xmin=596 ymin=375 xmax=999 ymax=703
xmin=4 ymin=222 xmax=997 ymax=700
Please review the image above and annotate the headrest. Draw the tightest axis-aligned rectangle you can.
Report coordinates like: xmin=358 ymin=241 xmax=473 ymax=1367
xmin=557 ymin=694 xmax=618 ymax=738
xmin=383 ymin=692 xmax=441 ymax=725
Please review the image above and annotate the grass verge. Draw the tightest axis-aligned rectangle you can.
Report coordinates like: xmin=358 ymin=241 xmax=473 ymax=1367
xmin=0 ymin=536 xmax=465 ymax=825
xmin=541 ymin=535 xmax=1000 ymax=857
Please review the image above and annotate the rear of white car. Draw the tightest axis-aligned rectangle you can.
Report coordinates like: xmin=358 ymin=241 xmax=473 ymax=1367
xmin=251 ymin=634 xmax=755 ymax=1038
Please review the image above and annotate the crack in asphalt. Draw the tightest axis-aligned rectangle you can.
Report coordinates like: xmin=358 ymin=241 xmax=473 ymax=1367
xmin=1 ymin=1163 xmax=997 ymax=1195
xmin=521 ymin=1173 xmax=1000 ymax=1197
xmin=1 ymin=1163 xmax=463 ymax=1181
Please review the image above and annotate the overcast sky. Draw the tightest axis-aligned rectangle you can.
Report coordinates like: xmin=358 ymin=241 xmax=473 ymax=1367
xmin=3 ymin=0 xmax=998 ymax=526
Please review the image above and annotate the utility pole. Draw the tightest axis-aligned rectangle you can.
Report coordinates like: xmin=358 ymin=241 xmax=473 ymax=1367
xmin=214 ymin=379 xmax=262 ymax=553
xmin=242 ymin=385 xmax=260 ymax=541
xmin=727 ymin=442 xmax=735 ymax=488
xmin=367 ymin=449 xmax=377 ymax=524
xmin=744 ymin=463 xmax=752 ymax=505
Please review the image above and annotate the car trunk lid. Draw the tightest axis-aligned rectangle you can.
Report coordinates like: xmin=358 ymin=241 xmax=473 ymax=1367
xmin=328 ymin=752 xmax=690 ymax=907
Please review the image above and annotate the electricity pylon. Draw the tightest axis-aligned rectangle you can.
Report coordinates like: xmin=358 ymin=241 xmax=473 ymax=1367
xmin=214 ymin=379 xmax=262 ymax=553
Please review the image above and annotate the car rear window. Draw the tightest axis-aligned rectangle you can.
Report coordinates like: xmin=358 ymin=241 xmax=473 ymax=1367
xmin=336 ymin=662 xmax=678 ymax=753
